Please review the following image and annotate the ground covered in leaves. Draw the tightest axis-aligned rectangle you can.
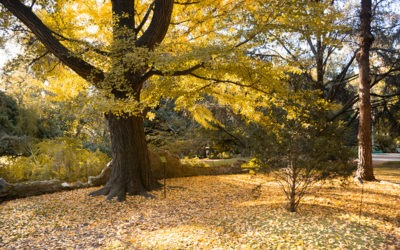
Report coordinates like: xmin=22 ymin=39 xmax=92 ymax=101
xmin=1 ymin=171 xmax=399 ymax=249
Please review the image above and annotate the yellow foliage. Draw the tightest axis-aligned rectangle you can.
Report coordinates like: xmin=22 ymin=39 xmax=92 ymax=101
xmin=190 ymin=104 xmax=224 ymax=130
xmin=0 ymin=138 xmax=110 ymax=183
xmin=2 ymin=0 xmax=350 ymax=131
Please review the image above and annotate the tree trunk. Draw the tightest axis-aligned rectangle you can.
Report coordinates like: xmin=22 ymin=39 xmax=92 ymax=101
xmin=89 ymin=113 xmax=157 ymax=201
xmin=356 ymin=0 xmax=375 ymax=181
xmin=316 ymin=37 xmax=325 ymax=93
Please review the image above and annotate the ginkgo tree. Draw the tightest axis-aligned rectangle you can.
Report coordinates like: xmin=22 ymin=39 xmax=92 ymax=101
xmin=0 ymin=0 xmax=176 ymax=201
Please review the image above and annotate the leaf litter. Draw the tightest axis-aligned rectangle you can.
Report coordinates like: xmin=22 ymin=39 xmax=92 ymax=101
xmin=0 ymin=174 xmax=399 ymax=249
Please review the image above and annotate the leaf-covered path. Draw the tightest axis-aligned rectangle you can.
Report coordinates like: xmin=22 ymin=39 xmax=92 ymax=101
xmin=1 ymin=174 xmax=399 ymax=249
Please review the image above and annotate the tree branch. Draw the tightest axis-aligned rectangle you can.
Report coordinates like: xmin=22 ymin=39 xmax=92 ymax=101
xmin=139 ymin=62 xmax=204 ymax=84
xmin=307 ymin=38 xmax=317 ymax=57
xmin=328 ymin=60 xmax=400 ymax=121
xmin=174 ymin=0 xmax=200 ymax=5
xmin=326 ymin=51 xmax=358 ymax=101
xmin=328 ymin=95 xmax=359 ymax=121
xmin=371 ymin=92 xmax=400 ymax=98
xmin=370 ymin=66 xmax=400 ymax=88
xmin=216 ymin=124 xmax=247 ymax=148
xmin=51 ymin=31 xmax=110 ymax=57
xmin=189 ymin=73 xmax=271 ymax=95
xmin=135 ymin=0 xmax=174 ymax=49
xmin=29 ymin=0 xmax=37 ymax=9
xmin=135 ymin=1 xmax=155 ymax=34
xmin=0 ymin=0 xmax=105 ymax=86
xmin=149 ymin=62 xmax=204 ymax=77
xmin=28 ymin=50 xmax=49 ymax=66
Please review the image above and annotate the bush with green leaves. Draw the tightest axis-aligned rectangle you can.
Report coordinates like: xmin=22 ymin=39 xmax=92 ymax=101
xmin=0 ymin=137 xmax=110 ymax=183
xmin=0 ymin=91 xmax=20 ymax=135
xmin=255 ymin=91 xmax=356 ymax=212
xmin=373 ymin=120 xmax=399 ymax=152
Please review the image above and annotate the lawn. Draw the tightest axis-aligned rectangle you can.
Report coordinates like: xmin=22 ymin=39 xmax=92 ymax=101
xmin=0 ymin=171 xmax=399 ymax=249
xmin=375 ymin=162 xmax=400 ymax=184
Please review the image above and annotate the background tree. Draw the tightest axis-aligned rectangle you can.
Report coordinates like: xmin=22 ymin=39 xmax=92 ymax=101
xmin=0 ymin=91 xmax=26 ymax=156
xmin=356 ymin=0 xmax=375 ymax=181
xmin=0 ymin=90 xmax=42 ymax=157
xmin=372 ymin=73 xmax=400 ymax=152
xmin=369 ymin=0 xmax=400 ymax=152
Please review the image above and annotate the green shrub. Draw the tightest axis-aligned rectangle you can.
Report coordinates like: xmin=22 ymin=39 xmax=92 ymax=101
xmin=375 ymin=133 xmax=397 ymax=153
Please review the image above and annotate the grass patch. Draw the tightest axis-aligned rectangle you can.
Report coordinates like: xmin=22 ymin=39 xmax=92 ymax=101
xmin=375 ymin=162 xmax=400 ymax=184
xmin=181 ymin=157 xmax=246 ymax=168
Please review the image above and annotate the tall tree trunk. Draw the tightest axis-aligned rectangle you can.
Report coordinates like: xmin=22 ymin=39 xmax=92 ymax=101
xmin=356 ymin=0 xmax=375 ymax=181
xmin=90 ymin=113 xmax=157 ymax=201
xmin=88 ymin=0 xmax=173 ymax=201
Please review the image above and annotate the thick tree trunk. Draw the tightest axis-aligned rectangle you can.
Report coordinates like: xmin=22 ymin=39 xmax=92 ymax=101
xmin=89 ymin=113 xmax=157 ymax=201
xmin=356 ymin=0 xmax=375 ymax=181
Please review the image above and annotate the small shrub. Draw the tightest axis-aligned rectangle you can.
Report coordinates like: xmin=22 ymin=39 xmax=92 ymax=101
xmin=375 ymin=133 xmax=397 ymax=152
xmin=241 ymin=158 xmax=269 ymax=173
xmin=254 ymin=90 xmax=356 ymax=212
xmin=181 ymin=157 xmax=207 ymax=168
xmin=0 ymin=137 xmax=110 ymax=183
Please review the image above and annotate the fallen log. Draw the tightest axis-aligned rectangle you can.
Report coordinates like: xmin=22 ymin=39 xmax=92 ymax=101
xmin=0 ymin=178 xmax=89 ymax=202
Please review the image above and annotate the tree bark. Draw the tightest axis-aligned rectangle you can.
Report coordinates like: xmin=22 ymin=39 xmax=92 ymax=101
xmin=316 ymin=37 xmax=325 ymax=93
xmin=356 ymin=0 xmax=375 ymax=181
xmin=89 ymin=113 xmax=157 ymax=201
xmin=0 ymin=178 xmax=89 ymax=202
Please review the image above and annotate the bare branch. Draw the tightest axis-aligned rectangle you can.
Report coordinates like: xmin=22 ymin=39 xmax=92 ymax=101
xmin=188 ymin=73 xmax=271 ymax=95
xmin=328 ymin=95 xmax=359 ymax=121
xmin=268 ymin=32 xmax=299 ymax=62
xmin=28 ymin=50 xmax=49 ymax=66
xmin=307 ymin=38 xmax=317 ymax=57
xmin=170 ymin=19 xmax=190 ymax=25
xmin=160 ymin=63 xmax=203 ymax=76
xmin=326 ymin=51 xmax=358 ymax=101
xmin=51 ymin=31 xmax=110 ymax=57
xmin=174 ymin=0 xmax=200 ymax=5
xmin=371 ymin=92 xmax=400 ymax=98
xmin=45 ymin=61 xmax=61 ymax=74
xmin=29 ymin=0 xmax=37 ymax=9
